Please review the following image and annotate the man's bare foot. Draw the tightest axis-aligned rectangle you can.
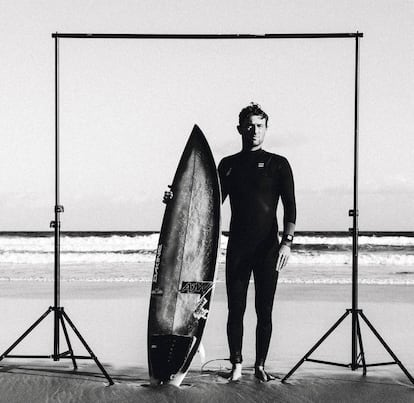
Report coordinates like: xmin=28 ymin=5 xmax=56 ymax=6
xmin=254 ymin=366 xmax=275 ymax=382
xmin=229 ymin=363 xmax=242 ymax=382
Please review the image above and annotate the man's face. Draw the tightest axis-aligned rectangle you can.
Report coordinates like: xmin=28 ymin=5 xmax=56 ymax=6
xmin=238 ymin=114 xmax=267 ymax=150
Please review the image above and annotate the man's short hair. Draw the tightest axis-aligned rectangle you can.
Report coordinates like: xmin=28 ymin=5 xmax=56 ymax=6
xmin=238 ymin=103 xmax=269 ymax=126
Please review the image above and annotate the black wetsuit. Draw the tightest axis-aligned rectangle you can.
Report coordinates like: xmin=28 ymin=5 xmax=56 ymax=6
xmin=218 ymin=148 xmax=296 ymax=365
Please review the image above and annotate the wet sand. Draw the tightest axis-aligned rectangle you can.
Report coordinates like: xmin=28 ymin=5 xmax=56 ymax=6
xmin=0 ymin=280 xmax=413 ymax=402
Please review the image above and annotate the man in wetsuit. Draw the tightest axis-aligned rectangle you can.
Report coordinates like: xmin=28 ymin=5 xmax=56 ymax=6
xmin=218 ymin=103 xmax=296 ymax=382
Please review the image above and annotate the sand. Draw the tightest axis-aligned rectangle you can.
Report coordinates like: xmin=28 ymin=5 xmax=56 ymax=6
xmin=0 ymin=279 xmax=413 ymax=402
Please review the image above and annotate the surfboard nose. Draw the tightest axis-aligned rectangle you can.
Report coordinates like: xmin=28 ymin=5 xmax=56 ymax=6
xmin=188 ymin=124 xmax=206 ymax=145
xmin=186 ymin=124 xmax=217 ymax=165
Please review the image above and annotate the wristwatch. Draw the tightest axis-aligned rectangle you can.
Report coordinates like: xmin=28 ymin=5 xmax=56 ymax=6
xmin=281 ymin=234 xmax=294 ymax=247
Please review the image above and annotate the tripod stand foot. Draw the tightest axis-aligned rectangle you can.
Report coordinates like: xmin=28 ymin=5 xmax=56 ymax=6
xmin=60 ymin=309 xmax=114 ymax=385
xmin=59 ymin=313 xmax=78 ymax=370
xmin=0 ymin=307 xmax=53 ymax=362
xmin=358 ymin=311 xmax=414 ymax=385
xmin=282 ymin=309 xmax=414 ymax=386
xmin=282 ymin=310 xmax=350 ymax=382
xmin=0 ymin=306 xmax=114 ymax=386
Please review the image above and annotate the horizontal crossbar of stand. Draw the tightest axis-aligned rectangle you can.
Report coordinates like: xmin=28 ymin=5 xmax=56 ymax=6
xmin=52 ymin=32 xmax=363 ymax=39
xmin=59 ymin=356 xmax=96 ymax=360
xmin=5 ymin=355 xmax=51 ymax=359
xmin=306 ymin=358 xmax=397 ymax=368
xmin=4 ymin=355 xmax=101 ymax=360
xmin=306 ymin=358 xmax=350 ymax=368
xmin=364 ymin=362 xmax=398 ymax=367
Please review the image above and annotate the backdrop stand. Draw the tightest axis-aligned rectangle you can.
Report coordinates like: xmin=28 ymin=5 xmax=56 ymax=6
xmin=0 ymin=35 xmax=114 ymax=386
xmin=0 ymin=31 xmax=411 ymax=387
xmin=282 ymin=34 xmax=414 ymax=385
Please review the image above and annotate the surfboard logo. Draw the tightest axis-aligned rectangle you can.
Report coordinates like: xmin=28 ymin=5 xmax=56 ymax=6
xmin=179 ymin=281 xmax=213 ymax=295
xmin=153 ymin=244 xmax=163 ymax=283
xmin=193 ymin=297 xmax=209 ymax=320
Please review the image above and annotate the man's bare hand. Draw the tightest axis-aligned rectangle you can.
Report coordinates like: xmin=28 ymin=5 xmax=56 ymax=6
xmin=162 ymin=185 xmax=173 ymax=204
xmin=276 ymin=244 xmax=291 ymax=271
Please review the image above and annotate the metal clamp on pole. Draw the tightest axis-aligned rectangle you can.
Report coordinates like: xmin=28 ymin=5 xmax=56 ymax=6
xmin=49 ymin=221 xmax=60 ymax=228
xmin=55 ymin=205 xmax=64 ymax=213
xmin=348 ymin=209 xmax=359 ymax=216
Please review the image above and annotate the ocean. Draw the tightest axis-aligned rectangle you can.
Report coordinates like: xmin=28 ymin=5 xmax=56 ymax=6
xmin=0 ymin=231 xmax=414 ymax=285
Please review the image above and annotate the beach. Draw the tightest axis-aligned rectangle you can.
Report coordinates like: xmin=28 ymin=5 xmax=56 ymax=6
xmin=2 ymin=0 xmax=414 ymax=400
xmin=0 ymin=277 xmax=413 ymax=402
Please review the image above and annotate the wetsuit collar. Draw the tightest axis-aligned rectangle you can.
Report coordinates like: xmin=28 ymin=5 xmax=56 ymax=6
xmin=241 ymin=148 xmax=265 ymax=155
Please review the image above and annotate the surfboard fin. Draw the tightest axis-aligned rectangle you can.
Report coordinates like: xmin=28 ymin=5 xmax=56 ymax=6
xmin=168 ymin=371 xmax=187 ymax=387
xmin=168 ymin=336 xmax=199 ymax=387
xmin=197 ymin=342 xmax=206 ymax=365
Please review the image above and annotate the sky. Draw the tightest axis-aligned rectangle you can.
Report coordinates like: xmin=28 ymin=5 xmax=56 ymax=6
xmin=0 ymin=0 xmax=413 ymax=231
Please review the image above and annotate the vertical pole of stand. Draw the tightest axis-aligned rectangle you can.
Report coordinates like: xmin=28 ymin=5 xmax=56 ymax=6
xmin=351 ymin=33 xmax=360 ymax=370
xmin=53 ymin=34 xmax=61 ymax=361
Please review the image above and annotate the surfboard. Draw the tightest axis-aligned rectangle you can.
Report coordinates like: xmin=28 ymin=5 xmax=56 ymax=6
xmin=147 ymin=125 xmax=221 ymax=386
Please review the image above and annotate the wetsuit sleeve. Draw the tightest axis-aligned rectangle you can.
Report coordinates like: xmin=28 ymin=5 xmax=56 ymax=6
xmin=280 ymin=158 xmax=296 ymax=228
xmin=217 ymin=159 xmax=229 ymax=202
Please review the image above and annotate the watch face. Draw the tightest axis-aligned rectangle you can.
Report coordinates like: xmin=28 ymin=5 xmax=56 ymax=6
xmin=286 ymin=235 xmax=293 ymax=241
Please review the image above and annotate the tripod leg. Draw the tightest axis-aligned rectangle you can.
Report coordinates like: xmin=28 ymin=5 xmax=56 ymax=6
xmin=59 ymin=312 xmax=78 ymax=370
xmin=359 ymin=311 xmax=414 ymax=384
xmin=356 ymin=314 xmax=366 ymax=375
xmin=282 ymin=310 xmax=350 ymax=382
xmin=0 ymin=307 xmax=53 ymax=361
xmin=60 ymin=310 xmax=114 ymax=385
